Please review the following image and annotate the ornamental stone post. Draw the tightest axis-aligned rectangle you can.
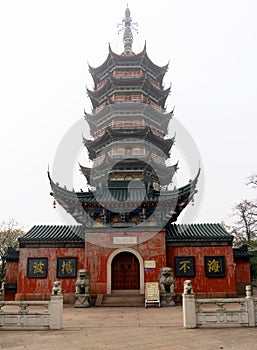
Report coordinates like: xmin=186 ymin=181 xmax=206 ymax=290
xmin=49 ymin=281 xmax=63 ymax=330
xmin=182 ymin=280 xmax=197 ymax=329
xmin=245 ymin=285 xmax=255 ymax=327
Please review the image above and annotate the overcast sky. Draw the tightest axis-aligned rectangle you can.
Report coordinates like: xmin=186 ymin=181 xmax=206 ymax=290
xmin=0 ymin=0 xmax=257 ymax=231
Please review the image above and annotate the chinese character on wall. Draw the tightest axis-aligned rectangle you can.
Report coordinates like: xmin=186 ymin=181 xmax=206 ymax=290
xmin=204 ymin=256 xmax=226 ymax=277
xmin=57 ymin=258 xmax=77 ymax=278
xmin=174 ymin=257 xmax=195 ymax=277
xmin=27 ymin=258 xmax=48 ymax=278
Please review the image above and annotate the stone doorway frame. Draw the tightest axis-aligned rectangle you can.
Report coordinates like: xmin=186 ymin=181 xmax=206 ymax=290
xmin=107 ymin=248 xmax=144 ymax=294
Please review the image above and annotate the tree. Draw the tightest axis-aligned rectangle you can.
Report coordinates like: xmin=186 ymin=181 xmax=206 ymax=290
xmin=231 ymin=200 xmax=257 ymax=244
xmin=247 ymin=174 xmax=257 ymax=188
xmin=0 ymin=219 xmax=24 ymax=283
xmin=229 ymin=174 xmax=257 ymax=245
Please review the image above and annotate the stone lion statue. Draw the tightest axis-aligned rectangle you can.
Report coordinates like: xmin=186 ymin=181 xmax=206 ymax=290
xmin=159 ymin=267 xmax=175 ymax=306
xmin=75 ymin=269 xmax=90 ymax=295
xmin=51 ymin=281 xmax=62 ymax=296
xmin=159 ymin=267 xmax=174 ymax=295
xmin=183 ymin=280 xmax=194 ymax=295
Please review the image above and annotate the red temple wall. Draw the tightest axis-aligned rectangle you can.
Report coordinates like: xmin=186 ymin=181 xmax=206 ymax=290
xmin=235 ymin=259 xmax=251 ymax=295
xmin=85 ymin=231 xmax=166 ymax=294
xmin=5 ymin=261 xmax=19 ymax=283
xmin=4 ymin=261 xmax=19 ymax=301
xmin=16 ymin=247 xmax=85 ymax=303
xmin=167 ymin=245 xmax=237 ymax=297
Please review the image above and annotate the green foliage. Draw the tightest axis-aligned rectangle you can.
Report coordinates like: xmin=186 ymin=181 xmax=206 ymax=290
xmin=0 ymin=219 xmax=24 ymax=283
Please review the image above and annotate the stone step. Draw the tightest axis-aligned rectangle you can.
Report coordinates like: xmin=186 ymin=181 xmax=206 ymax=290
xmin=98 ymin=293 xmax=145 ymax=307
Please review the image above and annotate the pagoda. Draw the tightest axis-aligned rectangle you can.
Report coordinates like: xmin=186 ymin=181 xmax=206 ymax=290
xmin=5 ymin=7 xmax=248 ymax=303
xmin=49 ymin=7 xmax=199 ymax=230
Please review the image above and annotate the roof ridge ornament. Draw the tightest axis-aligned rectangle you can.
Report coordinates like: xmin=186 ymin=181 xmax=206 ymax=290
xmin=117 ymin=5 xmax=138 ymax=55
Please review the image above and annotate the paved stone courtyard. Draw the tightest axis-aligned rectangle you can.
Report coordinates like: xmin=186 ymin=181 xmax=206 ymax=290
xmin=1 ymin=305 xmax=256 ymax=350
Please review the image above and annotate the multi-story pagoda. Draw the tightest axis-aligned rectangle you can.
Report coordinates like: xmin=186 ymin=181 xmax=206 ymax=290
xmin=49 ymin=7 xmax=199 ymax=230
xmin=5 ymin=7 xmax=250 ymax=303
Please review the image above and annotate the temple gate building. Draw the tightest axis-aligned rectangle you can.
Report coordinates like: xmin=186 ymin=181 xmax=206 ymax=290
xmin=4 ymin=7 xmax=251 ymax=304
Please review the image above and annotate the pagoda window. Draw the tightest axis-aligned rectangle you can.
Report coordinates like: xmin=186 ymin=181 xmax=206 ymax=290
xmin=133 ymin=148 xmax=146 ymax=156
xmin=110 ymin=120 xmax=146 ymax=128
xmin=109 ymin=148 xmax=125 ymax=156
xmin=94 ymin=154 xmax=105 ymax=165
xmin=96 ymin=77 xmax=109 ymax=90
xmin=150 ymin=126 xmax=165 ymax=137
xmin=93 ymin=127 xmax=106 ymax=138
xmin=112 ymin=70 xmax=143 ymax=77
xmin=148 ymin=76 xmax=160 ymax=88
xmin=112 ymin=94 xmax=144 ymax=102
xmin=95 ymin=103 xmax=106 ymax=112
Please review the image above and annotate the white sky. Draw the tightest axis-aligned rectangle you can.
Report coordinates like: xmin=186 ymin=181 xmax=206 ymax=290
xmin=0 ymin=0 xmax=257 ymax=231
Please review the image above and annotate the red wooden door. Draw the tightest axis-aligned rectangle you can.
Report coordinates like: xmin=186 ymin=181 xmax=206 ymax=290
xmin=111 ymin=252 xmax=140 ymax=290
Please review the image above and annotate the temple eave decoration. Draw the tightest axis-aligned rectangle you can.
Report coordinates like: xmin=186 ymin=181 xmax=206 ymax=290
xmin=48 ymin=168 xmax=199 ymax=227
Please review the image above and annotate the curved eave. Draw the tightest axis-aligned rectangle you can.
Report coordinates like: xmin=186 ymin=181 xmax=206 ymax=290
xmin=82 ymin=137 xmax=97 ymax=159
xmin=88 ymin=48 xmax=113 ymax=77
xmin=89 ymin=44 xmax=169 ymax=82
xmin=84 ymin=126 xmax=174 ymax=156
xmin=79 ymin=164 xmax=91 ymax=182
xmin=54 ymin=167 xmax=199 ymax=205
xmin=84 ymin=103 xmax=172 ymax=126
xmin=48 ymin=171 xmax=95 ymax=204
xmin=87 ymin=76 xmax=170 ymax=105
xmin=88 ymin=45 xmax=146 ymax=77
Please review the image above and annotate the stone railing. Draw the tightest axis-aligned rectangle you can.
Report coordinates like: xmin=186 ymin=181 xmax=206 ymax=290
xmin=0 ymin=283 xmax=63 ymax=330
xmin=183 ymin=282 xmax=257 ymax=329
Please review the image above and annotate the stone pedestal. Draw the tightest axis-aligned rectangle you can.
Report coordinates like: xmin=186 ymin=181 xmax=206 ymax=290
xmin=74 ymin=294 xmax=92 ymax=308
xmin=160 ymin=292 xmax=175 ymax=307
xmin=49 ymin=296 xmax=63 ymax=330
xmin=182 ymin=294 xmax=197 ymax=328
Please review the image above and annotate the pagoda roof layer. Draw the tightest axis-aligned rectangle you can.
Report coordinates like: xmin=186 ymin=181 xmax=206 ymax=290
xmin=84 ymin=126 xmax=174 ymax=159
xmin=85 ymin=103 xmax=173 ymax=134
xmin=89 ymin=44 xmax=168 ymax=85
xmin=80 ymin=159 xmax=178 ymax=185
xmin=49 ymin=169 xmax=199 ymax=218
xmin=87 ymin=75 xmax=170 ymax=107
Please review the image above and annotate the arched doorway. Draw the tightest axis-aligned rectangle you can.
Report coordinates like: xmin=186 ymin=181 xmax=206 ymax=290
xmin=111 ymin=252 xmax=140 ymax=290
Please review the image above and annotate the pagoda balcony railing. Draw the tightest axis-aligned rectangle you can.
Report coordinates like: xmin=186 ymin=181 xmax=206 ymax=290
xmin=111 ymin=94 xmax=144 ymax=102
xmin=93 ymin=122 xmax=165 ymax=139
xmin=148 ymin=76 xmax=160 ymax=88
xmin=108 ymin=148 xmax=146 ymax=157
xmin=96 ymin=77 xmax=109 ymax=90
xmin=149 ymin=101 xmax=163 ymax=112
xmin=112 ymin=70 xmax=143 ymax=78
xmin=94 ymin=154 xmax=106 ymax=166
xmin=95 ymin=103 xmax=107 ymax=113
xmin=94 ymin=98 xmax=163 ymax=113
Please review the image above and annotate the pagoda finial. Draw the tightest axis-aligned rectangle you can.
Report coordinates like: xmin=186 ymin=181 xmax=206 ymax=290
xmin=118 ymin=5 xmax=138 ymax=55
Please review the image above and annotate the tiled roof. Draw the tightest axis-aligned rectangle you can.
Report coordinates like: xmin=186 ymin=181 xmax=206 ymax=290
xmin=166 ymin=223 xmax=233 ymax=242
xmin=4 ymin=247 xmax=19 ymax=261
xmin=19 ymin=225 xmax=85 ymax=244
xmin=233 ymin=245 xmax=253 ymax=259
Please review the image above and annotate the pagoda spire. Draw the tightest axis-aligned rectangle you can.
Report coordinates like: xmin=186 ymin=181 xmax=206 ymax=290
xmin=118 ymin=5 xmax=138 ymax=55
